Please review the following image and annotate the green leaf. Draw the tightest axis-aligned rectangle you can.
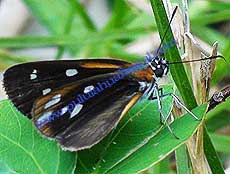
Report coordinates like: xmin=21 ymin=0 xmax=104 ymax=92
xmin=105 ymin=104 xmax=206 ymax=174
xmin=0 ymin=100 xmax=76 ymax=174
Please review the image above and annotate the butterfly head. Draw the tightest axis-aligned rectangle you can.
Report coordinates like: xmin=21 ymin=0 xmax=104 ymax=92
xmin=146 ymin=53 xmax=169 ymax=78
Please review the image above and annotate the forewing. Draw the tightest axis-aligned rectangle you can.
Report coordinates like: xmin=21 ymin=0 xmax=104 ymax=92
xmin=3 ymin=59 xmax=130 ymax=118
xmin=32 ymin=73 xmax=144 ymax=151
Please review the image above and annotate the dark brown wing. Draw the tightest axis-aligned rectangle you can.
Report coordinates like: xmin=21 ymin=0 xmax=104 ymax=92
xmin=32 ymin=72 xmax=145 ymax=151
xmin=3 ymin=59 xmax=131 ymax=118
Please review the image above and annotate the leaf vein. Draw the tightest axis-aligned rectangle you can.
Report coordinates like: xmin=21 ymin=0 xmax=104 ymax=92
xmin=0 ymin=132 xmax=46 ymax=174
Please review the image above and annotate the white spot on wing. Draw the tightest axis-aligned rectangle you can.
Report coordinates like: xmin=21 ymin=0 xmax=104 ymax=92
xmin=54 ymin=94 xmax=61 ymax=98
xmin=70 ymin=104 xmax=83 ymax=118
xmin=33 ymin=69 xmax=37 ymax=73
xmin=61 ymin=106 xmax=68 ymax=115
xmin=84 ymin=85 xmax=94 ymax=93
xmin=36 ymin=111 xmax=52 ymax=125
xmin=44 ymin=94 xmax=61 ymax=109
xmin=42 ymin=88 xmax=51 ymax=95
xmin=30 ymin=74 xmax=37 ymax=80
xmin=66 ymin=69 xmax=78 ymax=77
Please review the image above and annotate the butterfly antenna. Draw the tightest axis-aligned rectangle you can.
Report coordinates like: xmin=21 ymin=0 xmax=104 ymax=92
xmin=155 ymin=6 xmax=178 ymax=56
xmin=168 ymin=55 xmax=226 ymax=64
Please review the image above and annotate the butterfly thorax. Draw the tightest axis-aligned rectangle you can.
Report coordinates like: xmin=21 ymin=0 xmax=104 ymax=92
xmin=126 ymin=57 xmax=169 ymax=83
xmin=147 ymin=56 xmax=169 ymax=78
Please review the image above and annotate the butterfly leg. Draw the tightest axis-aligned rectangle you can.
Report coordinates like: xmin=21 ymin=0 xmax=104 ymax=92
xmin=149 ymin=90 xmax=199 ymax=120
xmin=158 ymin=87 xmax=165 ymax=124
xmin=154 ymin=84 xmax=179 ymax=139
xmin=146 ymin=83 xmax=156 ymax=100
xmin=154 ymin=85 xmax=167 ymax=124
xmin=148 ymin=84 xmax=200 ymax=138
xmin=146 ymin=83 xmax=165 ymax=123
xmin=147 ymin=85 xmax=167 ymax=124
xmin=170 ymin=93 xmax=200 ymax=120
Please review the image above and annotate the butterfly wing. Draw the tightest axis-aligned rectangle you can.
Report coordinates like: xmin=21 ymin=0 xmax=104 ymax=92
xmin=32 ymin=72 xmax=145 ymax=151
xmin=3 ymin=59 xmax=131 ymax=118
